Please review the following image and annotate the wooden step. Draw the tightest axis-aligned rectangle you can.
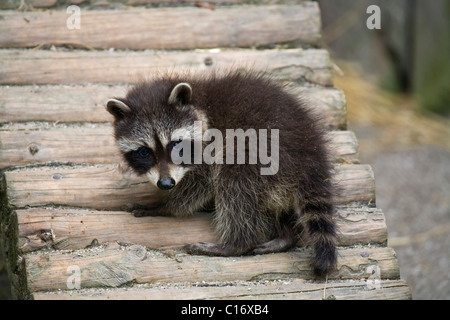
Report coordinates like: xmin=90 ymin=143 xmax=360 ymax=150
xmin=32 ymin=279 xmax=412 ymax=300
xmin=16 ymin=205 xmax=387 ymax=253
xmin=24 ymin=243 xmax=400 ymax=291
xmin=0 ymin=85 xmax=346 ymax=128
xmin=0 ymin=4 xmax=321 ymax=50
xmin=0 ymin=0 xmax=312 ymax=10
xmin=1 ymin=164 xmax=375 ymax=211
xmin=0 ymin=126 xmax=357 ymax=169
xmin=0 ymin=48 xmax=333 ymax=85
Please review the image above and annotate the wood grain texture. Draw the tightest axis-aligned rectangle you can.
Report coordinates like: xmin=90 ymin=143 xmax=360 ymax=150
xmin=0 ymin=125 xmax=358 ymax=168
xmin=0 ymin=0 xmax=309 ymax=9
xmin=16 ymin=205 xmax=387 ymax=253
xmin=3 ymin=164 xmax=375 ymax=210
xmin=0 ymin=48 xmax=333 ymax=85
xmin=33 ymin=279 xmax=411 ymax=300
xmin=24 ymin=243 xmax=400 ymax=291
xmin=0 ymin=84 xmax=126 ymax=123
xmin=0 ymin=85 xmax=345 ymax=128
xmin=0 ymin=0 xmax=57 ymax=8
xmin=0 ymin=4 xmax=321 ymax=49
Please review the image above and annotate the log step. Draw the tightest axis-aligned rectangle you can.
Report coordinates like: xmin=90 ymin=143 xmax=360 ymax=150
xmin=0 ymin=4 xmax=321 ymax=50
xmin=0 ymin=85 xmax=347 ymax=129
xmin=0 ymin=0 xmax=311 ymax=10
xmin=33 ymin=279 xmax=412 ymax=300
xmin=0 ymin=126 xmax=357 ymax=169
xmin=0 ymin=48 xmax=333 ymax=86
xmin=2 ymin=164 xmax=375 ymax=211
xmin=24 ymin=243 xmax=401 ymax=292
xmin=16 ymin=205 xmax=387 ymax=253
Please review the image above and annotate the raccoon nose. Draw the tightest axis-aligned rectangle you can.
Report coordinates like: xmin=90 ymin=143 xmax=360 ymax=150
xmin=157 ymin=177 xmax=175 ymax=190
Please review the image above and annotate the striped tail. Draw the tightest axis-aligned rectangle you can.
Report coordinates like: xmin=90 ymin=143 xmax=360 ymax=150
xmin=303 ymin=201 xmax=338 ymax=277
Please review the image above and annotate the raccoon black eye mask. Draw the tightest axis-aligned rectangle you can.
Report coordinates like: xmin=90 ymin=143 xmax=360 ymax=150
xmin=106 ymin=70 xmax=338 ymax=277
xmin=124 ymin=147 xmax=154 ymax=175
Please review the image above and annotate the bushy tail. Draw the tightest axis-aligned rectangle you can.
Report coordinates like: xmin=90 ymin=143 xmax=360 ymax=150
xmin=303 ymin=201 xmax=338 ymax=277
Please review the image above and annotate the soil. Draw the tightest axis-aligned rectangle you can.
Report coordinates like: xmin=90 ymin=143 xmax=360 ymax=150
xmin=352 ymin=123 xmax=450 ymax=300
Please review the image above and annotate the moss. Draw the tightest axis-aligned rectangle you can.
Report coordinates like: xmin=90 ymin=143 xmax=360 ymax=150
xmin=0 ymin=172 xmax=32 ymax=299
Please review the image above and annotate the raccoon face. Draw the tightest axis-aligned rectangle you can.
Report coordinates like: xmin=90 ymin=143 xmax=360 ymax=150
xmin=106 ymin=82 xmax=204 ymax=190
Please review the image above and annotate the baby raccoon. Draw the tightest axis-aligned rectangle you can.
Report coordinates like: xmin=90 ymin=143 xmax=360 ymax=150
xmin=106 ymin=70 xmax=338 ymax=276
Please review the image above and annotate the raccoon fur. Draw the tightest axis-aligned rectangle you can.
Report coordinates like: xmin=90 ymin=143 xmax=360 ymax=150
xmin=106 ymin=70 xmax=338 ymax=276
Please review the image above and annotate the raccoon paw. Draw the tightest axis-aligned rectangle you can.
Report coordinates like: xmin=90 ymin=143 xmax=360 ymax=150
xmin=184 ymin=242 xmax=247 ymax=257
xmin=253 ymin=237 xmax=297 ymax=255
xmin=126 ymin=204 xmax=166 ymax=217
xmin=132 ymin=209 xmax=153 ymax=217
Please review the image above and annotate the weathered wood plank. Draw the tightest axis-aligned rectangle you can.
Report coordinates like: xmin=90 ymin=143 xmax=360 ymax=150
xmin=2 ymin=164 xmax=375 ymax=210
xmin=0 ymin=0 xmax=308 ymax=10
xmin=0 ymin=85 xmax=126 ymax=123
xmin=32 ymin=279 xmax=412 ymax=300
xmin=294 ymin=86 xmax=348 ymax=130
xmin=125 ymin=0 xmax=308 ymax=5
xmin=0 ymin=125 xmax=358 ymax=168
xmin=24 ymin=243 xmax=400 ymax=291
xmin=0 ymin=123 xmax=117 ymax=169
xmin=16 ymin=205 xmax=386 ymax=252
xmin=0 ymin=48 xmax=333 ymax=86
xmin=0 ymin=4 xmax=321 ymax=50
xmin=0 ymin=85 xmax=345 ymax=128
xmin=0 ymin=0 xmax=57 ymax=9
xmin=334 ymin=165 xmax=375 ymax=206
xmin=328 ymin=131 xmax=358 ymax=164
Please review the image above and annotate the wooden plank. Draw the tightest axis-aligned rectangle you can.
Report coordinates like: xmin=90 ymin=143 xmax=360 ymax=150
xmin=0 ymin=48 xmax=333 ymax=86
xmin=0 ymin=0 xmax=57 ymax=9
xmin=327 ymin=131 xmax=358 ymax=164
xmin=0 ymin=4 xmax=321 ymax=50
xmin=0 ymin=125 xmax=358 ymax=168
xmin=16 ymin=205 xmax=387 ymax=253
xmin=0 ymin=123 xmax=118 ymax=169
xmin=3 ymin=165 xmax=162 ymax=210
xmin=334 ymin=164 xmax=375 ymax=206
xmin=0 ymin=0 xmax=309 ymax=10
xmin=32 ymin=279 xmax=412 ymax=300
xmin=125 ymin=0 xmax=308 ymax=5
xmin=2 ymin=164 xmax=375 ymax=210
xmin=0 ymin=84 xmax=125 ymax=123
xmin=24 ymin=244 xmax=401 ymax=291
xmin=0 ymin=85 xmax=345 ymax=128
xmin=294 ymin=86 xmax=348 ymax=130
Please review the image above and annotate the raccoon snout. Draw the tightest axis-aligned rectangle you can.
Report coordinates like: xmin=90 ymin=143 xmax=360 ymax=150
xmin=157 ymin=177 xmax=175 ymax=190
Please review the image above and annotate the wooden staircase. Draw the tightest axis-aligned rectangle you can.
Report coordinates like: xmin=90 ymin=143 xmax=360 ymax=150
xmin=0 ymin=0 xmax=411 ymax=299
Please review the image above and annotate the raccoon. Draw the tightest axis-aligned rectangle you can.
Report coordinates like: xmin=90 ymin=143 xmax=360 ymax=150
xmin=106 ymin=70 xmax=338 ymax=276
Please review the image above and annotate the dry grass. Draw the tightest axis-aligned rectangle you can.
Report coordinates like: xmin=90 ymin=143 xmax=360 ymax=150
xmin=333 ymin=62 xmax=450 ymax=155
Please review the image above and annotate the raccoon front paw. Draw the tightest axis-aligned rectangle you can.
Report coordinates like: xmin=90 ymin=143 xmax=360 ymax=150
xmin=126 ymin=204 xmax=166 ymax=217
xmin=184 ymin=242 xmax=246 ymax=257
xmin=252 ymin=236 xmax=297 ymax=255
xmin=132 ymin=209 xmax=152 ymax=217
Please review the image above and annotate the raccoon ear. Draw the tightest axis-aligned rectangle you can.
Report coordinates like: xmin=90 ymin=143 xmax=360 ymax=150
xmin=106 ymin=99 xmax=131 ymax=121
xmin=168 ymin=83 xmax=192 ymax=105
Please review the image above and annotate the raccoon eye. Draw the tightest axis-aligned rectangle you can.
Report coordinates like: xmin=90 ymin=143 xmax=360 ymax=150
xmin=125 ymin=147 xmax=154 ymax=175
xmin=137 ymin=147 xmax=151 ymax=158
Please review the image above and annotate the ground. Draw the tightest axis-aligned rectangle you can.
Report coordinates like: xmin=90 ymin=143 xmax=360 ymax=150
xmin=340 ymin=63 xmax=450 ymax=300
xmin=355 ymin=128 xmax=450 ymax=299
